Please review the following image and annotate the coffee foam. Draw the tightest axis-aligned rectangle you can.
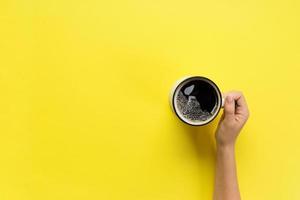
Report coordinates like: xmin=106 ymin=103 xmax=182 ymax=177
xmin=176 ymin=90 xmax=213 ymax=122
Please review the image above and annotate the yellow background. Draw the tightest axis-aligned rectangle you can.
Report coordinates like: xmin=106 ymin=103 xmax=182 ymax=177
xmin=0 ymin=0 xmax=299 ymax=199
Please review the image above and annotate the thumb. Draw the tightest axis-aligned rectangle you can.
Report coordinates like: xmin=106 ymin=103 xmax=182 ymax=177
xmin=224 ymin=95 xmax=235 ymax=118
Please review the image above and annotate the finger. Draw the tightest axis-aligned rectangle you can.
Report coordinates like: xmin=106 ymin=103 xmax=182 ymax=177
xmin=224 ymin=95 xmax=235 ymax=119
xmin=225 ymin=91 xmax=249 ymax=116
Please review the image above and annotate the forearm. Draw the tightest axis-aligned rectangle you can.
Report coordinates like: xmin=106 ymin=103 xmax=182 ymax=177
xmin=213 ymin=145 xmax=241 ymax=200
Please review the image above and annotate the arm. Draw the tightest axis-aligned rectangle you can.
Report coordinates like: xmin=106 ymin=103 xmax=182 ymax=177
xmin=213 ymin=91 xmax=250 ymax=200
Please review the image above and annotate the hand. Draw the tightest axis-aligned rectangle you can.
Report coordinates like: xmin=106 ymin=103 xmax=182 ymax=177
xmin=215 ymin=91 xmax=250 ymax=148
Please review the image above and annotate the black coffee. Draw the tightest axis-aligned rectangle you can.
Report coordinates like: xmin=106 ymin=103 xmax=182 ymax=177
xmin=175 ymin=79 xmax=218 ymax=122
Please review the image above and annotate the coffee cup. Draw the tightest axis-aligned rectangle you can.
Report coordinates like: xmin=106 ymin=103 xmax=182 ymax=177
xmin=169 ymin=76 xmax=224 ymax=126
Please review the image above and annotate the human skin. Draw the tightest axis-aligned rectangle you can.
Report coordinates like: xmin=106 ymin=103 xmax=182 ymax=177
xmin=213 ymin=91 xmax=250 ymax=200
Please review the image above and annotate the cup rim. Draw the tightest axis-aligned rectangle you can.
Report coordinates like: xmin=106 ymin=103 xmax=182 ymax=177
xmin=172 ymin=76 xmax=222 ymax=126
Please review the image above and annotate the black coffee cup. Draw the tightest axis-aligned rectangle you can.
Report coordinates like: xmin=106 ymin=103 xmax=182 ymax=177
xmin=169 ymin=76 xmax=224 ymax=126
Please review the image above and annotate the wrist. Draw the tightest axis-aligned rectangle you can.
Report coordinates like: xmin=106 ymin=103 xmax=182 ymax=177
xmin=216 ymin=143 xmax=235 ymax=152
